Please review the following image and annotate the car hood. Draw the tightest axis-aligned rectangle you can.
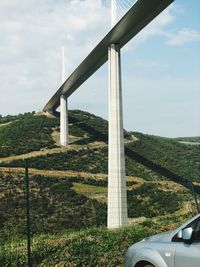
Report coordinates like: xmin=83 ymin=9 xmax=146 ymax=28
xmin=127 ymin=230 xmax=175 ymax=255
xmin=144 ymin=230 xmax=175 ymax=242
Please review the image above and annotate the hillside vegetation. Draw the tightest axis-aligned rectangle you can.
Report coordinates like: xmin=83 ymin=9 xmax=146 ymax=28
xmin=176 ymin=136 xmax=200 ymax=143
xmin=0 ymin=214 xmax=191 ymax=267
xmin=1 ymin=111 xmax=199 ymax=184
xmin=0 ymin=112 xmax=57 ymax=157
xmin=0 ymin=171 xmax=189 ymax=243
xmin=127 ymin=132 xmax=200 ymax=182
xmin=0 ymin=110 xmax=110 ymax=158
xmin=0 ymin=110 xmax=199 ymax=266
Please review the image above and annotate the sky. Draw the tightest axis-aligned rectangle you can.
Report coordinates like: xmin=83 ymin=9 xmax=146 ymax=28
xmin=0 ymin=0 xmax=199 ymax=137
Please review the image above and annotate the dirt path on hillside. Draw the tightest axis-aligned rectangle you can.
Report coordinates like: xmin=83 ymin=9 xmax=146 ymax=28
xmin=0 ymin=167 xmax=144 ymax=184
xmin=0 ymin=129 xmax=135 ymax=163
xmin=179 ymin=141 xmax=200 ymax=146
xmin=0 ymin=166 xmax=193 ymax=223
xmin=0 ymin=140 xmax=106 ymax=163
xmin=0 ymin=121 xmax=12 ymax=127
xmin=129 ymin=201 xmax=194 ymax=226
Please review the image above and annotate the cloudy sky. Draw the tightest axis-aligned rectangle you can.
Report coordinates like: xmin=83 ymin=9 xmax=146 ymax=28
xmin=0 ymin=0 xmax=199 ymax=137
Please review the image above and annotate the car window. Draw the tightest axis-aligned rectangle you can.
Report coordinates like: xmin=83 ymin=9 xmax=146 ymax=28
xmin=172 ymin=216 xmax=200 ymax=243
xmin=193 ymin=219 xmax=200 ymax=243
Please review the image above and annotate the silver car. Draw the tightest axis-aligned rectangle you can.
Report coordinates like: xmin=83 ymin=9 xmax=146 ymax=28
xmin=125 ymin=214 xmax=200 ymax=267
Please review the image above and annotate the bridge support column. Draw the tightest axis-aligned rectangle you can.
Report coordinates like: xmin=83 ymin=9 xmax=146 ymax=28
xmin=60 ymin=47 xmax=69 ymax=146
xmin=107 ymin=44 xmax=128 ymax=229
xmin=60 ymin=94 xmax=69 ymax=146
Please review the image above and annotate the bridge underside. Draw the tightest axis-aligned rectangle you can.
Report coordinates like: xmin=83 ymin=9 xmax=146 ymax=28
xmin=43 ymin=0 xmax=174 ymax=113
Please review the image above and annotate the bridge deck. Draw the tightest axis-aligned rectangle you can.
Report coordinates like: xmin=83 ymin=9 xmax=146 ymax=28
xmin=43 ymin=0 xmax=174 ymax=113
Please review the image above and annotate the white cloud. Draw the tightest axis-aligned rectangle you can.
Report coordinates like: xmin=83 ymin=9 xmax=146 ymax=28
xmin=0 ymin=0 xmax=178 ymax=117
xmin=132 ymin=59 xmax=168 ymax=69
xmin=123 ymin=5 xmax=176 ymax=52
xmin=167 ymin=28 xmax=200 ymax=46
xmin=123 ymin=4 xmax=200 ymax=49
xmin=0 ymin=0 xmax=110 ymax=116
xmin=0 ymin=0 xmax=199 ymax=137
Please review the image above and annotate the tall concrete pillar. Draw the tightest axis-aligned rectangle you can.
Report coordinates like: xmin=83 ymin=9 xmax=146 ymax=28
xmin=60 ymin=94 xmax=69 ymax=145
xmin=107 ymin=44 xmax=128 ymax=229
xmin=60 ymin=47 xmax=69 ymax=146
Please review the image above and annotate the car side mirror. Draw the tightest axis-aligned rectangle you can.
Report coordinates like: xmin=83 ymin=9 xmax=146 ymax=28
xmin=182 ymin=227 xmax=193 ymax=243
xmin=177 ymin=229 xmax=182 ymax=238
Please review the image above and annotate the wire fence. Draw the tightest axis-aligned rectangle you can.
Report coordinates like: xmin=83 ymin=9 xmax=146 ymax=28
xmin=0 ymin=161 xmax=199 ymax=266
xmin=0 ymin=163 xmax=109 ymax=266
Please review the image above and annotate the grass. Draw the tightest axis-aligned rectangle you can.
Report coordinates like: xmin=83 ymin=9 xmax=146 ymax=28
xmin=0 ymin=214 xmax=191 ymax=267
xmin=1 ymin=110 xmax=199 ymax=186
xmin=0 ymin=110 xmax=199 ymax=266
xmin=0 ymin=115 xmax=58 ymax=157
xmin=0 ymin=170 xmax=194 ymax=245
xmin=72 ymin=182 xmax=107 ymax=203
xmin=127 ymin=132 xmax=200 ymax=182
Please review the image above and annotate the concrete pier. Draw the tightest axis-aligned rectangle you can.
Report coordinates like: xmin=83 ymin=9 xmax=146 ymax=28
xmin=60 ymin=94 xmax=69 ymax=145
xmin=107 ymin=44 xmax=128 ymax=228
xmin=60 ymin=47 xmax=69 ymax=146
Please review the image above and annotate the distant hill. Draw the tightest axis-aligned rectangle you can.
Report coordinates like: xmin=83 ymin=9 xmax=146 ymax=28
xmin=176 ymin=136 xmax=200 ymax=141
xmin=175 ymin=136 xmax=200 ymax=144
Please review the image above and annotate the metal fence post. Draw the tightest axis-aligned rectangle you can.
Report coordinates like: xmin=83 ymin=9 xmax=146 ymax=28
xmin=24 ymin=159 xmax=31 ymax=267
xmin=188 ymin=164 xmax=200 ymax=214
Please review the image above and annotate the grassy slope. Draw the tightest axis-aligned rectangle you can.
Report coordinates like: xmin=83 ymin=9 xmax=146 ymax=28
xmin=0 ymin=173 xmax=106 ymax=242
xmin=0 ymin=215 xmax=191 ymax=267
xmin=0 ymin=110 xmax=199 ymax=266
xmin=0 ymin=111 xmax=198 ymax=235
xmin=1 ymin=111 xmax=199 ymax=182
xmin=0 ymin=110 xmax=105 ymax=158
xmin=0 ymin=114 xmax=58 ymax=157
xmin=3 ymin=133 xmax=200 ymax=182
xmin=127 ymin=132 xmax=200 ymax=182
xmin=0 ymin=171 xmax=190 ymax=243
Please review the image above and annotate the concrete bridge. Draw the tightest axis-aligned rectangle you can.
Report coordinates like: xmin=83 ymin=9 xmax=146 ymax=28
xmin=43 ymin=0 xmax=174 ymax=229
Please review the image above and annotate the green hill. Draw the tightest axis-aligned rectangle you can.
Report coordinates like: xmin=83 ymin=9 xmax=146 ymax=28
xmin=0 ymin=171 xmax=188 ymax=243
xmin=0 ymin=110 xmax=199 ymax=266
xmin=176 ymin=136 xmax=200 ymax=142
xmin=1 ymin=110 xmax=199 ymax=183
